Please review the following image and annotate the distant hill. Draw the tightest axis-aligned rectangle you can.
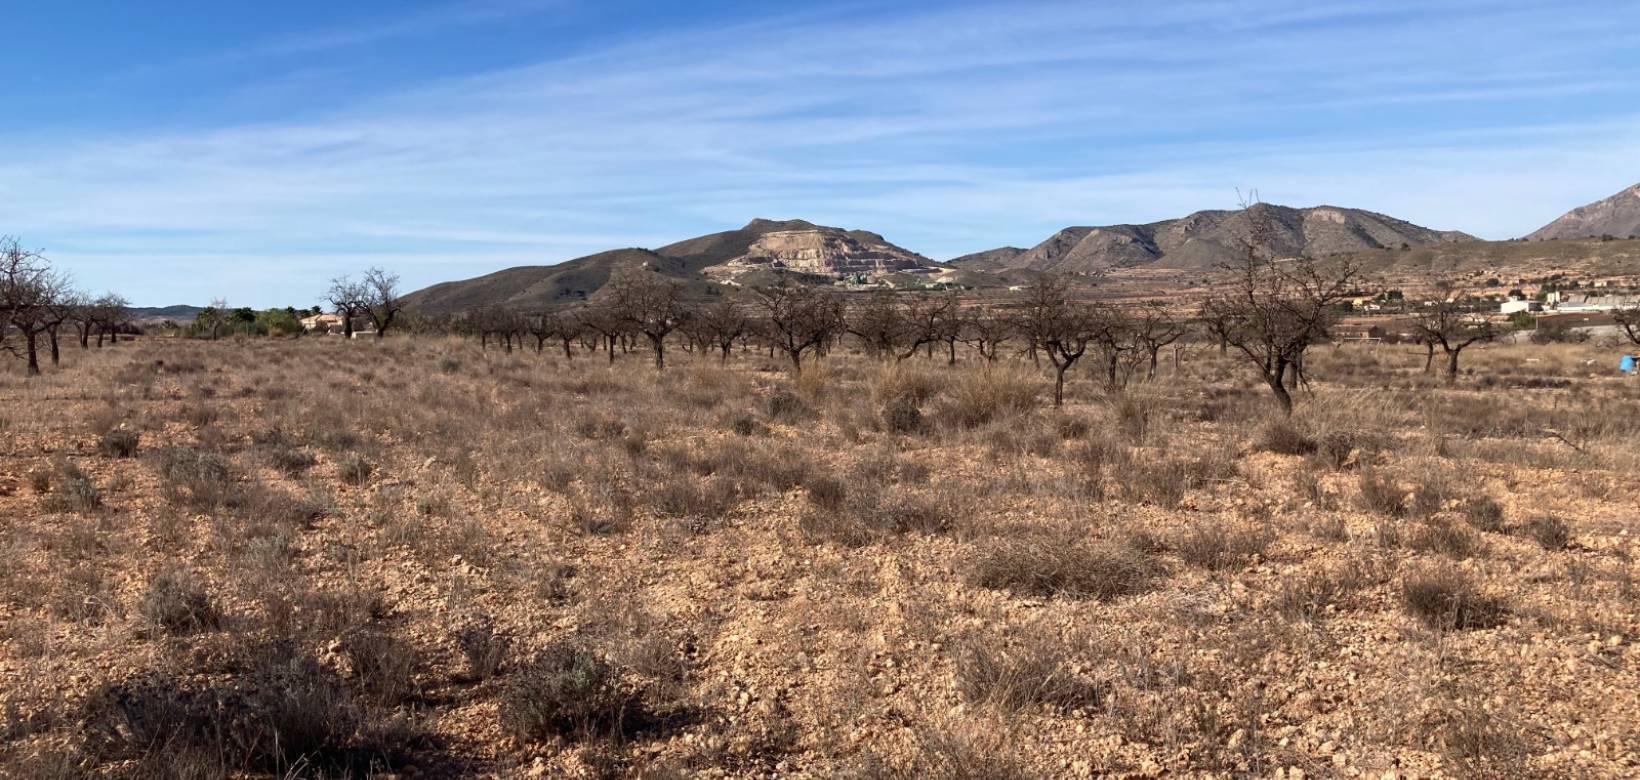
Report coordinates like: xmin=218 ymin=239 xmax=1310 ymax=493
xmin=945 ymin=247 xmax=1025 ymax=271
xmin=1527 ymin=184 xmax=1640 ymax=241
xmin=128 ymin=305 xmax=202 ymax=323
xmin=950 ymin=203 xmax=1473 ymax=274
xmin=1333 ymin=236 xmax=1640 ymax=279
xmin=402 ymin=219 xmax=934 ymax=314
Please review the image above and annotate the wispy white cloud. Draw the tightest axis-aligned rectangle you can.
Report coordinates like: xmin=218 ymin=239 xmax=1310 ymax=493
xmin=2 ymin=0 xmax=1638 ymax=304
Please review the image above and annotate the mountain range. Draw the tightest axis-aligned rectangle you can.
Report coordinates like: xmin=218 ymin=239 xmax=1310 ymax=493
xmin=1526 ymin=184 xmax=1640 ymax=241
xmin=401 ymin=184 xmax=1640 ymax=312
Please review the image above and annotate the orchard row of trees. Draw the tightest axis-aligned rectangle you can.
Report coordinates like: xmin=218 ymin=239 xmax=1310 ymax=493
xmin=0 ymin=236 xmax=131 ymax=376
xmin=427 ymin=258 xmax=1346 ymax=413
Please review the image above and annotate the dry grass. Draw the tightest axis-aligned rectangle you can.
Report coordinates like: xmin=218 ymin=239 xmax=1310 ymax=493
xmin=1 ymin=335 xmax=1634 ymax=777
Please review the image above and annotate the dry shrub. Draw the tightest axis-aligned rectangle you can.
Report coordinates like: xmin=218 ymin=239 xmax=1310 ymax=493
xmin=153 ymin=448 xmax=237 ymax=510
xmin=96 ymin=429 xmax=141 ymax=458
xmin=1256 ymin=419 xmax=1316 ymax=455
xmin=338 ymin=628 xmax=421 ymax=704
xmin=798 ymin=485 xmax=954 ymax=547
xmin=935 ymin=366 xmax=1038 ymax=430
xmin=1273 ymin=560 xmax=1377 ymax=621
xmin=954 ymin=635 xmax=1103 ymax=713
xmin=763 ymin=389 xmax=810 ymax=423
xmin=1174 ymin=521 xmax=1274 ymax=571
xmin=337 ymin=453 xmax=374 ymax=486
xmin=1463 ymin=497 xmax=1506 ymax=533
xmin=1120 ymin=453 xmax=1234 ymax=509
xmin=1520 ymin=515 xmax=1570 ymax=551
xmin=1113 ymin=393 xmax=1153 ymax=444
xmin=498 ymin=641 xmax=647 ymax=744
xmin=454 ymin=617 xmax=512 ymax=682
xmin=1355 ymin=469 xmax=1405 ymax=517
xmin=43 ymin=460 xmax=102 ymax=514
xmin=971 ymin=530 xmax=1158 ymax=601
xmin=1402 ymin=565 xmax=1507 ymax=631
xmin=1069 ymin=438 xmax=1129 ymax=500
xmin=137 ymin=569 xmax=219 ymax=635
xmin=1311 ymin=430 xmax=1367 ymax=470
xmin=567 ymin=478 xmax=635 ymax=536
xmin=648 ymin=475 xmax=737 ymax=532
xmin=82 ymin=643 xmax=416 ymax=776
xmin=1409 ymin=519 xmax=1486 ymax=559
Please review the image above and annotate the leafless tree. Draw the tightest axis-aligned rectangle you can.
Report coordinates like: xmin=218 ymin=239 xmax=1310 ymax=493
xmin=0 ymin=236 xmax=64 ymax=375
xmin=753 ymin=281 xmax=845 ymax=374
xmin=326 ymin=276 xmax=368 ymax=338
xmin=846 ymin=293 xmax=910 ymax=359
xmin=1131 ymin=301 xmax=1187 ymax=380
xmin=89 ymin=293 xmax=131 ymax=346
xmin=1615 ymin=307 xmax=1640 ymax=347
xmin=597 ymin=265 xmax=686 ymax=368
xmin=1009 ymin=275 xmax=1099 ymax=407
xmin=899 ymin=293 xmax=958 ymax=362
xmin=1412 ymin=282 xmax=1497 ymax=385
xmin=41 ymin=288 xmax=84 ymax=367
xmin=361 ymin=267 xmax=403 ymax=339
xmin=1201 ymin=201 xmax=1357 ymax=415
xmin=583 ymin=304 xmax=628 ymax=364
xmin=685 ymin=298 xmax=749 ymax=362
xmin=202 ymin=298 xmax=230 ymax=340
xmin=959 ymin=307 xmax=1011 ymax=362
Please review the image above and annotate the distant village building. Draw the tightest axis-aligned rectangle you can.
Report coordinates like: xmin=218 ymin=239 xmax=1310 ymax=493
xmin=301 ymin=313 xmax=344 ymax=332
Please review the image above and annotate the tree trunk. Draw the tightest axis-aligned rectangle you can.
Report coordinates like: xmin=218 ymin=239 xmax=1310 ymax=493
xmin=77 ymin=324 xmax=90 ymax=349
xmin=1446 ymin=348 xmax=1461 ymax=386
xmin=1265 ymin=363 xmax=1294 ymax=416
xmin=651 ymin=335 xmax=665 ymax=369
xmin=1147 ymin=349 xmax=1160 ymax=380
xmin=720 ymin=343 xmax=732 ymax=362
xmin=947 ymin=339 xmax=956 ymax=365
xmin=1423 ymin=342 xmax=1435 ymax=374
xmin=606 ymin=335 xmax=617 ymax=364
xmin=343 ymin=316 xmax=354 ymax=339
xmin=1053 ymin=363 xmax=1068 ymax=408
xmin=562 ymin=339 xmax=574 ymax=360
xmin=25 ymin=331 xmax=41 ymax=376
xmin=47 ymin=327 xmax=61 ymax=366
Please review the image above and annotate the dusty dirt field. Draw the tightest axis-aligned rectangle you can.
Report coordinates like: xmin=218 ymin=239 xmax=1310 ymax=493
xmin=1 ymin=336 xmax=1637 ymax=778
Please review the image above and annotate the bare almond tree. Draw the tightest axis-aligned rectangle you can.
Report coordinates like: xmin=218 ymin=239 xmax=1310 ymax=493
xmin=0 ymin=236 xmax=63 ymax=376
xmin=753 ymin=280 xmax=844 ymax=374
xmin=1201 ymin=202 xmax=1357 ymax=415
xmin=326 ymin=276 xmax=368 ymax=338
xmin=1413 ymin=282 xmax=1497 ymax=385
xmin=846 ymin=293 xmax=911 ymax=359
xmin=1131 ymin=301 xmax=1187 ymax=380
xmin=959 ymin=307 xmax=1011 ymax=362
xmin=1009 ymin=275 xmax=1099 ymax=407
xmin=361 ymin=267 xmax=403 ymax=339
xmin=597 ymin=265 xmax=686 ymax=368
xmin=1615 ymin=307 xmax=1640 ymax=347
xmin=686 ymin=298 xmax=749 ymax=362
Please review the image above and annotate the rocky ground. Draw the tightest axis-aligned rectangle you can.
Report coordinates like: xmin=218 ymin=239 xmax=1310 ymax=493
xmin=1 ymin=336 xmax=1637 ymax=778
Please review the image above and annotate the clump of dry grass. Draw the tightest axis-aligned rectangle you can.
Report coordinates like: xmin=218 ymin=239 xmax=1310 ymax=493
xmin=1402 ymin=565 xmax=1508 ymax=631
xmin=1520 ymin=515 xmax=1570 ymax=551
xmin=954 ymin=634 xmax=1103 ymax=713
xmin=1173 ymin=520 xmax=1275 ymax=571
xmin=498 ymin=641 xmax=650 ymax=744
xmin=971 ymin=530 xmax=1158 ymax=601
xmin=137 ymin=569 xmax=219 ymax=635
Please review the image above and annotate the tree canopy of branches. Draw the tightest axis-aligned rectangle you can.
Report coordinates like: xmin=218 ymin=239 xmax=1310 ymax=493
xmin=1413 ymin=282 xmax=1498 ymax=385
xmin=361 ymin=267 xmax=403 ymax=339
xmin=1201 ymin=204 xmax=1357 ymax=415
xmin=685 ymin=298 xmax=749 ymax=362
xmin=326 ymin=277 xmax=368 ymax=338
xmin=753 ymin=281 xmax=844 ymax=374
xmin=1008 ymin=275 xmax=1099 ymax=407
xmin=597 ymin=265 xmax=686 ymax=368
xmin=1131 ymin=301 xmax=1187 ymax=380
xmin=959 ymin=308 xmax=1010 ymax=362
xmin=0 ymin=236 xmax=67 ymax=376
xmin=1615 ymin=307 xmax=1640 ymax=348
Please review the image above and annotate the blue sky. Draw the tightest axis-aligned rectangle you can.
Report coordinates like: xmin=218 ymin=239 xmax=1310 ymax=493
xmin=3 ymin=0 xmax=1639 ymax=306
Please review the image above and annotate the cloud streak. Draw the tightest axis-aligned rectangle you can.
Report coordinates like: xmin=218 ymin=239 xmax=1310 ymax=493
xmin=2 ymin=0 xmax=1637 ymax=305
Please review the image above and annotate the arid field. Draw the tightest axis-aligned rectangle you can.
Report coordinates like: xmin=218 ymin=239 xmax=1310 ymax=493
xmin=2 ymin=335 xmax=1637 ymax=778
